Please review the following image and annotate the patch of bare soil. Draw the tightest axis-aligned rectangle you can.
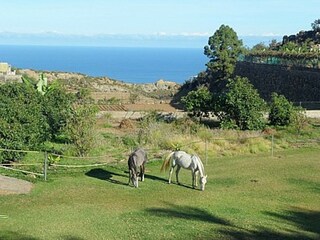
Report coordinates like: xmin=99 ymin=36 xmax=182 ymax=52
xmin=0 ymin=175 xmax=33 ymax=195
xmin=124 ymin=103 xmax=179 ymax=112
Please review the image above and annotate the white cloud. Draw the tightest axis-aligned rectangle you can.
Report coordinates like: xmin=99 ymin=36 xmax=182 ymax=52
xmin=153 ymin=32 xmax=210 ymax=37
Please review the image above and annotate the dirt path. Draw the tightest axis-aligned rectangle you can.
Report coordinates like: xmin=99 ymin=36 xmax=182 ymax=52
xmin=0 ymin=175 xmax=33 ymax=195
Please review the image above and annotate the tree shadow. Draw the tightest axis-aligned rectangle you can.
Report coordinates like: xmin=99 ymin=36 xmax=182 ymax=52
xmin=288 ymin=178 xmax=320 ymax=194
xmin=0 ymin=231 xmax=39 ymax=240
xmin=0 ymin=232 xmax=86 ymax=240
xmin=219 ymin=208 xmax=320 ymax=240
xmin=265 ymin=208 xmax=320 ymax=238
xmin=85 ymin=168 xmax=128 ymax=186
xmin=145 ymin=202 xmax=232 ymax=226
xmin=60 ymin=235 xmax=85 ymax=240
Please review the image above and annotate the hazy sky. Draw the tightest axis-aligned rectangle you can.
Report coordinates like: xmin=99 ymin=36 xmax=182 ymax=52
xmin=0 ymin=0 xmax=320 ymax=48
xmin=1 ymin=0 xmax=317 ymax=36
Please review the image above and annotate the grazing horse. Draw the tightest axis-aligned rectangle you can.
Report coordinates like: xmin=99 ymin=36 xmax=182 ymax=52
xmin=161 ymin=151 xmax=207 ymax=191
xmin=128 ymin=148 xmax=148 ymax=188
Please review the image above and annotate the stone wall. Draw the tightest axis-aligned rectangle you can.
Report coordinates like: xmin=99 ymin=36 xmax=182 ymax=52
xmin=234 ymin=62 xmax=320 ymax=102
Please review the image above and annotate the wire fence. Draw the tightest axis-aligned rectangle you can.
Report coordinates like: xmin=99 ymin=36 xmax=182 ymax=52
xmin=0 ymin=135 xmax=319 ymax=181
xmin=239 ymin=54 xmax=320 ymax=69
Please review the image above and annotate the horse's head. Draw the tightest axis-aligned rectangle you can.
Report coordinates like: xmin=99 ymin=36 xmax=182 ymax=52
xmin=130 ymin=172 xmax=139 ymax=188
xmin=200 ymin=175 xmax=207 ymax=191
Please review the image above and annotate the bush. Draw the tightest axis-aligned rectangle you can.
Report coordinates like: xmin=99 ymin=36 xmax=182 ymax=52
xmin=290 ymin=106 xmax=308 ymax=134
xmin=0 ymin=83 xmax=49 ymax=162
xmin=181 ymin=86 xmax=212 ymax=117
xmin=43 ymin=84 xmax=74 ymax=140
xmin=64 ymin=105 xmax=98 ymax=156
xmin=268 ymin=93 xmax=294 ymax=126
xmin=218 ymin=77 xmax=267 ymax=130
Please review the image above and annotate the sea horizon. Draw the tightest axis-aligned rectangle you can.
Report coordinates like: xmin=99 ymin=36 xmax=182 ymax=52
xmin=0 ymin=33 xmax=281 ymax=84
xmin=0 ymin=45 xmax=208 ymax=84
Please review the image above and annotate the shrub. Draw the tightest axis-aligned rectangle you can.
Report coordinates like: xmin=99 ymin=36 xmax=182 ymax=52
xmin=268 ymin=93 xmax=294 ymax=126
xmin=0 ymin=83 xmax=49 ymax=162
xmin=43 ymin=84 xmax=74 ymax=140
xmin=290 ymin=106 xmax=309 ymax=134
xmin=64 ymin=105 xmax=98 ymax=156
xmin=181 ymin=86 xmax=212 ymax=117
xmin=219 ymin=77 xmax=267 ymax=130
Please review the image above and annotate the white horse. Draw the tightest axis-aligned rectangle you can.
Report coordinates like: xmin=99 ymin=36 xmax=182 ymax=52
xmin=128 ymin=148 xmax=148 ymax=188
xmin=161 ymin=151 xmax=207 ymax=191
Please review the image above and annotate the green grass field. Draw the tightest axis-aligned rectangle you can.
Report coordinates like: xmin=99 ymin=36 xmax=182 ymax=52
xmin=0 ymin=147 xmax=319 ymax=240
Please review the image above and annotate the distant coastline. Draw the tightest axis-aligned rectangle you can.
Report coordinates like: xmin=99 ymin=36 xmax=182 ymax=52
xmin=0 ymin=45 xmax=208 ymax=84
xmin=0 ymin=34 xmax=282 ymax=84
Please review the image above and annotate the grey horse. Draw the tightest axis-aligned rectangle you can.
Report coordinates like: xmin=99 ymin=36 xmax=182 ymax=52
xmin=128 ymin=148 xmax=148 ymax=188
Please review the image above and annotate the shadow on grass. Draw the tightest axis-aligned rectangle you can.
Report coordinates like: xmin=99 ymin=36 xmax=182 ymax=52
xmin=61 ymin=236 xmax=85 ymax=240
xmin=147 ymin=204 xmax=320 ymax=239
xmin=144 ymin=173 xmax=168 ymax=183
xmin=288 ymin=178 xmax=320 ymax=194
xmin=265 ymin=208 xmax=320 ymax=238
xmin=161 ymin=177 xmax=199 ymax=190
xmin=0 ymin=231 xmax=86 ymax=240
xmin=145 ymin=202 xmax=231 ymax=226
xmin=0 ymin=231 xmax=39 ymax=240
xmin=172 ymin=182 xmax=195 ymax=190
xmin=220 ymin=208 xmax=320 ymax=240
xmin=86 ymin=168 xmax=169 ymax=187
xmin=85 ymin=168 xmax=128 ymax=186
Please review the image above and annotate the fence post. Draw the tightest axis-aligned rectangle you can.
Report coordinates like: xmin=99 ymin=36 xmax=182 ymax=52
xmin=271 ymin=135 xmax=274 ymax=157
xmin=44 ymin=151 xmax=48 ymax=181
xmin=205 ymin=139 xmax=208 ymax=166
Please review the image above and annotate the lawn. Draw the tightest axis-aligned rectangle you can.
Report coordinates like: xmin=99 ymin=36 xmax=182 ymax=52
xmin=0 ymin=147 xmax=319 ymax=240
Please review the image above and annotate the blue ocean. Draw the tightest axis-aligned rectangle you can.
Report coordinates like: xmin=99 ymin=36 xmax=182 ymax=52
xmin=0 ymin=45 xmax=208 ymax=84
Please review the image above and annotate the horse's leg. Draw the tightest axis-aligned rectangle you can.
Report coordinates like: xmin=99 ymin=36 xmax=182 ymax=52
xmin=176 ymin=165 xmax=181 ymax=185
xmin=192 ymin=171 xmax=195 ymax=188
xmin=140 ymin=164 xmax=145 ymax=182
xmin=135 ymin=174 xmax=139 ymax=188
xmin=169 ymin=166 xmax=174 ymax=184
xmin=195 ymin=170 xmax=198 ymax=187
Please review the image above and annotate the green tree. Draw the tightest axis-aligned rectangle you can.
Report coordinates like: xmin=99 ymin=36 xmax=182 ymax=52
xmin=181 ymin=86 xmax=212 ymax=117
xmin=268 ymin=93 xmax=295 ymax=126
xmin=219 ymin=77 xmax=266 ymax=130
xmin=43 ymin=83 xmax=75 ymax=140
xmin=269 ymin=39 xmax=280 ymax=50
xmin=0 ymin=83 xmax=49 ymax=162
xmin=204 ymin=24 xmax=244 ymax=89
xmin=65 ymin=105 xmax=98 ymax=156
xmin=251 ymin=42 xmax=268 ymax=51
xmin=311 ymin=19 xmax=320 ymax=31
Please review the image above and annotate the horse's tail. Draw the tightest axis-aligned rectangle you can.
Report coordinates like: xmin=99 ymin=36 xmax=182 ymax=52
xmin=160 ymin=151 xmax=174 ymax=172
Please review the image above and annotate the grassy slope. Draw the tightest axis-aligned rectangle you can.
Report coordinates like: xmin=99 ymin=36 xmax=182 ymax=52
xmin=0 ymin=148 xmax=319 ymax=240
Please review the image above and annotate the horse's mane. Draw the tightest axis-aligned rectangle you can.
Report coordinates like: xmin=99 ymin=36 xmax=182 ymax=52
xmin=193 ymin=155 xmax=205 ymax=176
